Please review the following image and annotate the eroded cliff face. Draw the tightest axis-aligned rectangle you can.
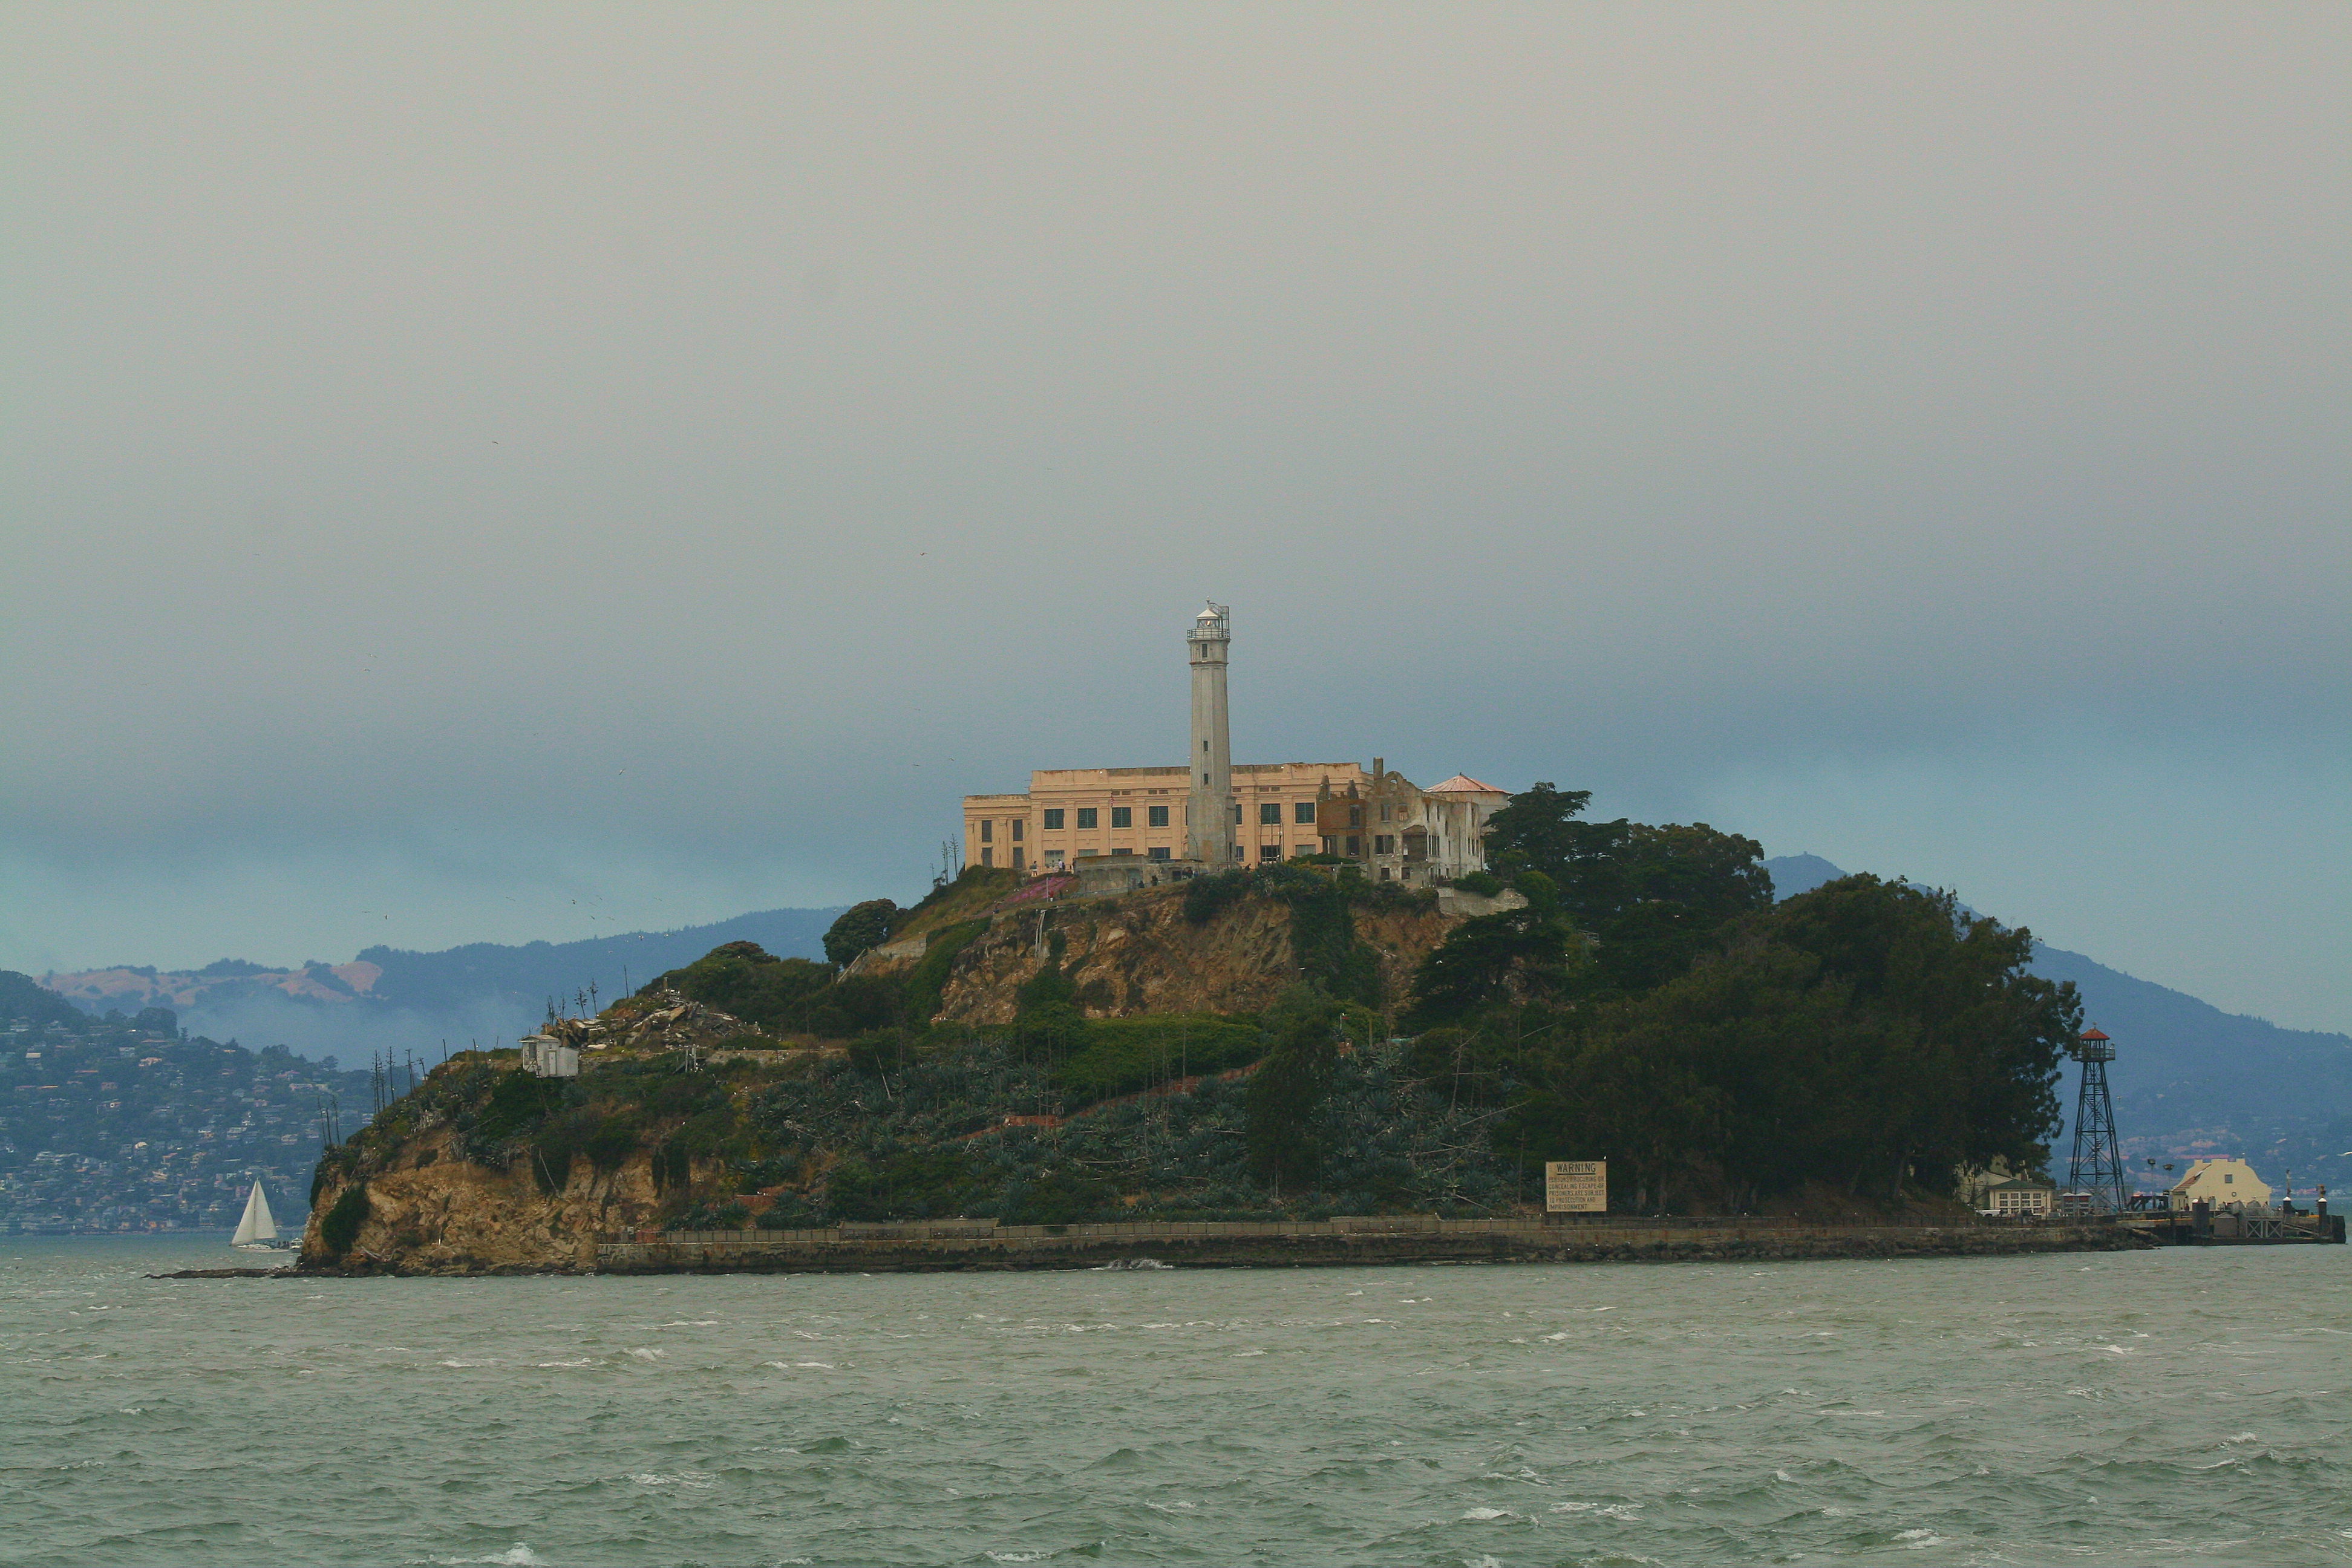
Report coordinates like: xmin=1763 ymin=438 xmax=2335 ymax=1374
xmin=300 ymin=1128 xmax=694 ymax=1274
xmin=911 ymin=886 xmax=1460 ymax=1023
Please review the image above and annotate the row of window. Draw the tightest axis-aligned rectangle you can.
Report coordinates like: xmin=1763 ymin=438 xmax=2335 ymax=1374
xmin=1022 ymin=802 xmax=1321 ymax=832
xmin=989 ymin=837 xmax=1432 ymax=872
xmin=1039 ymin=805 xmax=1175 ymax=830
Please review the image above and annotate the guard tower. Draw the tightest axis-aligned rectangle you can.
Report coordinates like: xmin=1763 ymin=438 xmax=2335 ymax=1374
xmin=2066 ymin=1027 xmax=2127 ymax=1214
xmin=1185 ymin=602 xmax=1235 ymax=864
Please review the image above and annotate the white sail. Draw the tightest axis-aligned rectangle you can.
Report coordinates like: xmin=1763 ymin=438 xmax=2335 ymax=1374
xmin=231 ymin=1179 xmax=278 ymax=1246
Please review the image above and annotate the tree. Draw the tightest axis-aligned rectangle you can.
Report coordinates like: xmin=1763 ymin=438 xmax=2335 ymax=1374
xmin=1404 ymin=873 xmax=1586 ymax=1028
xmin=1498 ymin=875 xmax=2076 ymax=1209
xmin=823 ymin=900 xmax=900 ymax=966
xmin=1245 ymin=999 xmax=1345 ymax=1189
xmin=1477 ymin=783 xmax=1772 ymax=994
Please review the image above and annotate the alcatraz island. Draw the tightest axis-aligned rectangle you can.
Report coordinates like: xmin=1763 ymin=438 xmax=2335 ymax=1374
xmin=280 ymin=606 xmax=2289 ymax=1276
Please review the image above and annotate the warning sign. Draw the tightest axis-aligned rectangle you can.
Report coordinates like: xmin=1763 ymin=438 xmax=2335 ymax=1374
xmin=1544 ymin=1160 xmax=1607 ymax=1214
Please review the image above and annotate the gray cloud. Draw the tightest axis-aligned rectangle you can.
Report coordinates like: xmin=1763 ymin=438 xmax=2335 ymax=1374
xmin=2 ymin=5 xmax=2345 ymax=1025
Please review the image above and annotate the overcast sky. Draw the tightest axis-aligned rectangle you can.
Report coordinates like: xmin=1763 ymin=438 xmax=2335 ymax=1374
xmin=3 ymin=4 xmax=2345 ymax=1031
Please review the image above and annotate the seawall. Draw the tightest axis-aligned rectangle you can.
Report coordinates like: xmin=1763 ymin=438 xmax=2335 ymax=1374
xmin=572 ymin=1214 xmax=2142 ymax=1276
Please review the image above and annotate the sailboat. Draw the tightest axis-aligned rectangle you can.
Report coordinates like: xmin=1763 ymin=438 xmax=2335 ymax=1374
xmin=230 ymin=1177 xmax=289 ymax=1250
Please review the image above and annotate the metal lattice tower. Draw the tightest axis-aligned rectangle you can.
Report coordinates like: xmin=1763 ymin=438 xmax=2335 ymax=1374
xmin=2066 ymin=1027 xmax=2128 ymax=1213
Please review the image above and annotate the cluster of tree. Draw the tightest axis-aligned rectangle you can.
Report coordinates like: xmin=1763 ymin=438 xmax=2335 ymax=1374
xmin=1400 ymin=784 xmax=2077 ymax=1210
xmin=643 ymin=869 xmax=1014 ymax=1041
xmin=645 ymin=941 xmax=899 ymax=1040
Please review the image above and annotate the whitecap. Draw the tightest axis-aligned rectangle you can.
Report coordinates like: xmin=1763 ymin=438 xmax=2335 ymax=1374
xmin=1233 ymin=1349 xmax=1265 ymax=1357
xmin=427 ymin=1546 xmax=547 ymax=1567
xmin=1895 ymin=1528 xmax=1946 ymax=1548
xmin=624 ymin=1347 xmax=663 ymax=1362
xmin=1460 ymin=1506 xmax=1512 ymax=1521
xmin=1144 ymin=1501 xmax=1197 ymax=1514
xmin=984 ymin=1553 xmax=1051 ymax=1564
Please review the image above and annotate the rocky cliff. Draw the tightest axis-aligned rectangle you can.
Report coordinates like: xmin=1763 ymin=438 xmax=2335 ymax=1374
xmin=296 ymin=877 xmax=1494 ymax=1273
xmin=893 ymin=881 xmax=1460 ymax=1023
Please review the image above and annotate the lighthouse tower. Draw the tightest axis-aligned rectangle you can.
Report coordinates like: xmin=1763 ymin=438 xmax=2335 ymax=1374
xmin=1186 ymin=603 xmax=1235 ymax=864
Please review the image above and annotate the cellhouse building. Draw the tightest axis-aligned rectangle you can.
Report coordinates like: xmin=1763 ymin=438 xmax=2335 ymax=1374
xmin=960 ymin=603 xmax=1508 ymax=885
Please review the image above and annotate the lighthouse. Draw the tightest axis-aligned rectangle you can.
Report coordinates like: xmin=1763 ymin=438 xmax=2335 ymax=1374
xmin=1186 ymin=602 xmax=1235 ymax=864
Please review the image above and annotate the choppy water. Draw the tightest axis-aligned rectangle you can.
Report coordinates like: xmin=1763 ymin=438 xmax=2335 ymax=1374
xmin=2 ymin=1238 xmax=2348 ymax=1566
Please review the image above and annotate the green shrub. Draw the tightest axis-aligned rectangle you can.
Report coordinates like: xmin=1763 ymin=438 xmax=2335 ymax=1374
xmin=1054 ymin=1014 xmax=1265 ymax=1102
xmin=1183 ymin=870 xmax=1254 ymax=926
xmin=1004 ymin=1169 xmax=1119 ymax=1226
xmin=472 ymin=1070 xmax=567 ymax=1142
xmin=648 ymin=942 xmax=837 ymax=1031
xmin=582 ymin=1113 xmax=643 ymax=1171
xmin=902 ymin=919 xmax=990 ymax=1024
xmin=318 ymin=1184 xmax=369 ymax=1258
xmin=828 ymin=1149 xmax=993 ymax=1221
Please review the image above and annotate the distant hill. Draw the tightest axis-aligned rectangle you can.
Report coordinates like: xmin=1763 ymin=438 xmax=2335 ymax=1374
xmin=41 ymin=907 xmax=843 ymax=1067
xmin=1763 ymin=855 xmax=2352 ymax=1191
xmin=353 ymin=907 xmax=842 ymax=1011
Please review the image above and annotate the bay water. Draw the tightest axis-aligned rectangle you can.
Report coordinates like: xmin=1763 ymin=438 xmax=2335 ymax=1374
xmin=2 ymin=1236 xmax=2346 ymax=1566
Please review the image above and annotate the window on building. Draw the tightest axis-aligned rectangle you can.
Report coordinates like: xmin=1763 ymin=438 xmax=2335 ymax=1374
xmin=1232 ymin=803 xmax=1243 ymax=825
xmin=1374 ymin=834 xmax=1396 ymax=855
xmin=979 ymin=819 xmax=993 ymax=843
xmin=1045 ymin=850 xmax=1066 ymax=869
xmin=1077 ymin=849 xmax=1099 ymax=858
xmin=1112 ymin=848 xmax=1134 ymax=857
xmin=1295 ymin=844 xmax=1316 ymax=858
xmin=1148 ymin=805 xmax=1169 ymax=827
xmin=1148 ymin=846 xmax=1171 ymax=861
xmin=1111 ymin=806 xmax=1132 ymax=828
xmin=980 ymin=848 xmax=994 ymax=867
xmin=1259 ymin=844 xmax=1281 ymax=861
xmin=1349 ymin=806 xmax=1365 ymax=827
xmin=1012 ymin=847 xmax=1024 ymax=870
xmin=1345 ymin=835 xmax=1361 ymax=855
xmin=1011 ymin=820 xmax=1024 ymax=841
xmin=1259 ymin=803 xmax=1281 ymax=825
xmin=1076 ymin=808 xmax=1098 ymax=829
xmin=1294 ymin=801 xmax=1315 ymax=824
xmin=1043 ymin=809 xmax=1065 ymax=830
